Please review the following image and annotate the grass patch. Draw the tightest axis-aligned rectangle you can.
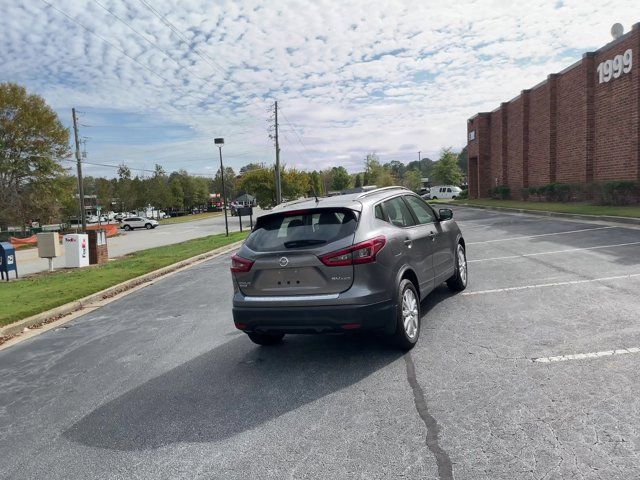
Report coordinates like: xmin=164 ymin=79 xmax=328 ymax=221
xmin=159 ymin=212 xmax=222 ymax=225
xmin=449 ymin=199 xmax=640 ymax=218
xmin=0 ymin=231 xmax=248 ymax=327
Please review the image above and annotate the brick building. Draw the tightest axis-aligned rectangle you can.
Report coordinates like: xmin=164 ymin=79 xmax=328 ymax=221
xmin=467 ymin=23 xmax=640 ymax=199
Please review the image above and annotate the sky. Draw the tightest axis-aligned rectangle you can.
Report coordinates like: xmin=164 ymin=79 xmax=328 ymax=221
xmin=1 ymin=0 xmax=637 ymax=178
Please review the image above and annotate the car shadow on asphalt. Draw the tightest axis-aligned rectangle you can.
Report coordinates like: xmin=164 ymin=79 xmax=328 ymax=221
xmin=63 ymin=333 xmax=403 ymax=451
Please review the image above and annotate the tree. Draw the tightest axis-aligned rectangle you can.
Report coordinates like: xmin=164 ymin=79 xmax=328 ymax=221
xmin=376 ymin=169 xmax=395 ymax=187
xmin=385 ymin=160 xmax=406 ymax=181
xmin=432 ymin=148 xmax=464 ymax=185
xmin=0 ymin=83 xmax=71 ymax=227
xmin=240 ymin=163 xmax=264 ymax=174
xmin=238 ymin=167 xmax=276 ymax=207
xmin=212 ymin=166 xmax=236 ymax=202
xmin=330 ymin=166 xmax=350 ymax=191
xmin=282 ymin=168 xmax=310 ymax=201
xmin=354 ymin=174 xmax=362 ymax=188
xmin=115 ymin=164 xmax=135 ymax=211
xmin=457 ymin=146 xmax=468 ymax=174
xmin=308 ymin=170 xmax=323 ymax=196
xmin=402 ymin=170 xmax=422 ymax=191
xmin=147 ymin=164 xmax=171 ymax=210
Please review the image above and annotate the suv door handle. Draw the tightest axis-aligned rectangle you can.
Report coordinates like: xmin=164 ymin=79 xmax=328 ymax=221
xmin=427 ymin=232 xmax=436 ymax=241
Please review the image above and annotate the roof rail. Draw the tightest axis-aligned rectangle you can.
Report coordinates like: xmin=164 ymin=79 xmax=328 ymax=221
xmin=355 ymin=186 xmax=410 ymax=200
xmin=271 ymin=196 xmax=317 ymax=211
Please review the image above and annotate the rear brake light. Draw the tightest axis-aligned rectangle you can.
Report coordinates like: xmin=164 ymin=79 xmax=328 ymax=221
xmin=230 ymin=254 xmax=254 ymax=273
xmin=318 ymin=236 xmax=386 ymax=266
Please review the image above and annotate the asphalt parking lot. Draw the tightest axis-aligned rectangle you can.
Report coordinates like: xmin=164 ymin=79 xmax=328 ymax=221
xmin=1 ymin=206 xmax=639 ymax=479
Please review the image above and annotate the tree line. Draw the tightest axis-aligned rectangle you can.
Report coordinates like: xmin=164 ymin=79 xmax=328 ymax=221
xmin=1 ymin=82 xmax=466 ymax=229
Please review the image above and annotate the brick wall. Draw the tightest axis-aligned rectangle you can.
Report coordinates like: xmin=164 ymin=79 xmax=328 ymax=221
xmin=556 ymin=61 xmax=587 ymax=183
xmin=467 ymin=22 xmax=640 ymax=198
xmin=594 ymin=32 xmax=638 ymax=181
xmin=506 ymin=97 xmax=524 ymax=194
xmin=528 ymin=82 xmax=551 ymax=186
xmin=490 ymin=109 xmax=502 ymax=188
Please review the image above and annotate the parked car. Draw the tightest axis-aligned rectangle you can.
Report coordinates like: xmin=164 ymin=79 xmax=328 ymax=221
xmin=120 ymin=217 xmax=158 ymax=231
xmin=87 ymin=215 xmax=99 ymax=223
xmin=429 ymin=185 xmax=463 ymax=200
xmin=230 ymin=186 xmax=467 ymax=350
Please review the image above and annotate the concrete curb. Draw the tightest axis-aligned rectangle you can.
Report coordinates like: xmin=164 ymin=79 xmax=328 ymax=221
xmin=0 ymin=240 xmax=244 ymax=338
xmin=445 ymin=203 xmax=640 ymax=226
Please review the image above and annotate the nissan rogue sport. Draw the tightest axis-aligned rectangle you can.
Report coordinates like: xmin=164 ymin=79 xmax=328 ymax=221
xmin=230 ymin=186 xmax=467 ymax=350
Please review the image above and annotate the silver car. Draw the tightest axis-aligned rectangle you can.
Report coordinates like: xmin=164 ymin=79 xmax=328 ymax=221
xmin=230 ymin=186 xmax=467 ymax=350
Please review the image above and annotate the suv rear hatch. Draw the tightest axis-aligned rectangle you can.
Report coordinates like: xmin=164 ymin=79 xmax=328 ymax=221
xmin=234 ymin=208 xmax=359 ymax=297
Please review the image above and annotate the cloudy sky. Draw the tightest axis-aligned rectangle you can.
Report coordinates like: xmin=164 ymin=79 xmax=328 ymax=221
xmin=1 ymin=0 xmax=636 ymax=178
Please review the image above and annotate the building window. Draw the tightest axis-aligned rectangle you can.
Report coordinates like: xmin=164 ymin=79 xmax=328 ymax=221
xmin=468 ymin=130 xmax=476 ymax=141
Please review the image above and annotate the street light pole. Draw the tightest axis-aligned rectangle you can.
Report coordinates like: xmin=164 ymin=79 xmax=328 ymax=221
xmin=215 ymin=138 xmax=229 ymax=237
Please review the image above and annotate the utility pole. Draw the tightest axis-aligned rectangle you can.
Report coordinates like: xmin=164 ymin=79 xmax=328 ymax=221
xmin=72 ymin=108 xmax=86 ymax=233
xmin=274 ymin=101 xmax=282 ymax=205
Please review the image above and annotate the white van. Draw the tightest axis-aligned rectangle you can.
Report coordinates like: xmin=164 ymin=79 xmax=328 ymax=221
xmin=429 ymin=185 xmax=463 ymax=200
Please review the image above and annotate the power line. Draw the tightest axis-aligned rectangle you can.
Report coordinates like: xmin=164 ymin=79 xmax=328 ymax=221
xmin=61 ymin=158 xmax=218 ymax=177
xmin=279 ymin=108 xmax=314 ymax=160
xmin=40 ymin=0 xmax=211 ymax=107
xmin=136 ymin=0 xmax=228 ymax=77
xmin=93 ymin=0 xmax=208 ymax=82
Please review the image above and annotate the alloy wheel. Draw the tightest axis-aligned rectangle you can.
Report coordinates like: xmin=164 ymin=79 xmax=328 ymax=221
xmin=458 ymin=245 xmax=467 ymax=286
xmin=402 ymin=288 xmax=419 ymax=339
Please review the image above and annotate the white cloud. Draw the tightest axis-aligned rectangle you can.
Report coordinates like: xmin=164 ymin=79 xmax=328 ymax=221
xmin=1 ymin=0 xmax=637 ymax=175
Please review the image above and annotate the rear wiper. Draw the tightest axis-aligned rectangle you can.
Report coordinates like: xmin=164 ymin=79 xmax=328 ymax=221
xmin=284 ymin=239 xmax=326 ymax=248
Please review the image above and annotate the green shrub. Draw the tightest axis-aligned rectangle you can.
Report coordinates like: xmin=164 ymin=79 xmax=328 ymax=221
xmin=490 ymin=185 xmax=510 ymax=200
xmin=457 ymin=189 xmax=469 ymax=200
xmin=601 ymin=181 xmax=638 ymax=206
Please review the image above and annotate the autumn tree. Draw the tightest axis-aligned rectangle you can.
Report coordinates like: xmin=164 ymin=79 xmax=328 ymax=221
xmin=0 ymin=83 xmax=71 ymax=227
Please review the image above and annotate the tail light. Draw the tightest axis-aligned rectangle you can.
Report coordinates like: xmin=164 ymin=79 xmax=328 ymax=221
xmin=319 ymin=236 xmax=386 ymax=266
xmin=230 ymin=254 xmax=254 ymax=273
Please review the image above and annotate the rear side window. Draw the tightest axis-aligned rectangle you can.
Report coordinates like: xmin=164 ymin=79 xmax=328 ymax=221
xmin=381 ymin=197 xmax=416 ymax=228
xmin=374 ymin=204 xmax=385 ymax=220
xmin=246 ymin=209 xmax=358 ymax=252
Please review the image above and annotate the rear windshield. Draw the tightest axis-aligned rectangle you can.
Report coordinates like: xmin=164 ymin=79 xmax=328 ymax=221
xmin=246 ymin=208 xmax=358 ymax=252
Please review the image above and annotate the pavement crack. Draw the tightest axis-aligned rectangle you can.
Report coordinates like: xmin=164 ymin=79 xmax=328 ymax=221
xmin=404 ymin=352 xmax=454 ymax=480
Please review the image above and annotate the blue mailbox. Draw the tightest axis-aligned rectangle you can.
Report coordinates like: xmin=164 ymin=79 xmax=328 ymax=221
xmin=0 ymin=242 xmax=18 ymax=281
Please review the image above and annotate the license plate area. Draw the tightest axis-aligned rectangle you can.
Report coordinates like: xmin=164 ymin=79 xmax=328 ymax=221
xmin=275 ymin=268 xmax=303 ymax=287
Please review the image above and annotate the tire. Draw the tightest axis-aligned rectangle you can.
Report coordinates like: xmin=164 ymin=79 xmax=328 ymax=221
xmin=145 ymin=223 xmax=152 ymax=229
xmin=451 ymin=196 xmax=457 ymax=200
xmin=447 ymin=243 xmax=468 ymax=292
xmin=391 ymin=279 xmax=420 ymax=351
xmin=431 ymin=196 xmax=438 ymax=200
xmin=123 ymin=224 xmax=131 ymax=231
xmin=247 ymin=332 xmax=285 ymax=346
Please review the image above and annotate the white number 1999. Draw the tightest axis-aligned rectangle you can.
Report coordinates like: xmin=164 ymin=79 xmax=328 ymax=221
xmin=597 ymin=49 xmax=632 ymax=84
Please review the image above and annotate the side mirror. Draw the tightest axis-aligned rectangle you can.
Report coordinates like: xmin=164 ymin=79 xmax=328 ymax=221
xmin=438 ymin=208 xmax=453 ymax=221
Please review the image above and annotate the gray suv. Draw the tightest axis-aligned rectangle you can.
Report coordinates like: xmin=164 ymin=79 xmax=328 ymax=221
xmin=230 ymin=186 xmax=467 ymax=350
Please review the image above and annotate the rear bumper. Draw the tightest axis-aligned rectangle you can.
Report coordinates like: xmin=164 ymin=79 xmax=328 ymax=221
xmin=232 ymin=300 xmax=396 ymax=334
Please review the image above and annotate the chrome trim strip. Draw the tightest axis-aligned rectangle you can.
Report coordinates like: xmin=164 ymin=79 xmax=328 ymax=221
xmin=243 ymin=293 xmax=340 ymax=302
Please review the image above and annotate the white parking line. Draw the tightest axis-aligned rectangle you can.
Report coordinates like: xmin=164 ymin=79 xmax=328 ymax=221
xmin=467 ymin=226 xmax=616 ymax=245
xmin=461 ymin=273 xmax=640 ymax=295
xmin=533 ymin=347 xmax=640 ymax=363
xmin=468 ymin=241 xmax=640 ymax=263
